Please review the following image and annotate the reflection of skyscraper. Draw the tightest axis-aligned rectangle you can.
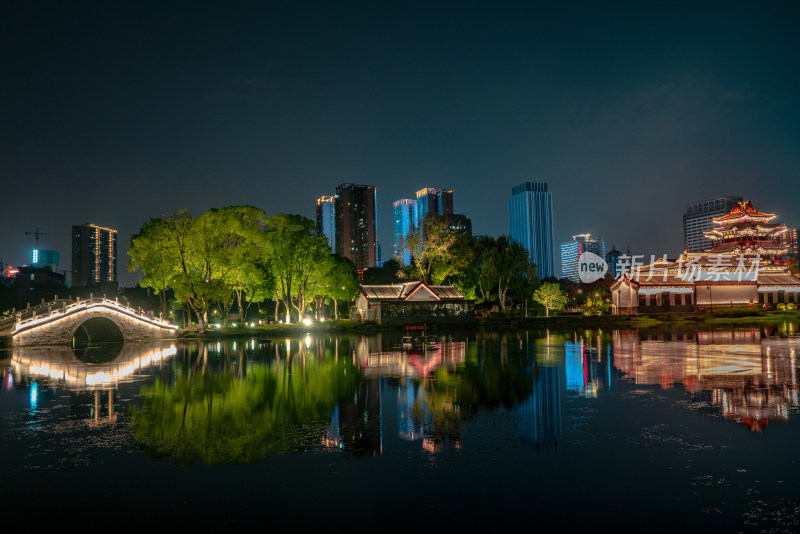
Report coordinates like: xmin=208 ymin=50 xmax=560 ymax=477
xmin=336 ymin=378 xmax=383 ymax=455
xmin=509 ymin=182 xmax=555 ymax=279
xmin=517 ymin=365 xmax=561 ymax=449
xmin=565 ymin=341 xmax=585 ymax=392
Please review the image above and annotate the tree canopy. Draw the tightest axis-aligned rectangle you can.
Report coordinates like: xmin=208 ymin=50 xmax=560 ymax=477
xmin=129 ymin=208 xmax=359 ymax=329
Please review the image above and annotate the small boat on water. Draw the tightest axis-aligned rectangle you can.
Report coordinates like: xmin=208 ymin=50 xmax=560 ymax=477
xmin=401 ymin=334 xmax=439 ymax=350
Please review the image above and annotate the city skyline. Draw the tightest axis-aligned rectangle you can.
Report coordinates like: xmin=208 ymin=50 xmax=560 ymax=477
xmin=2 ymin=2 xmax=800 ymax=286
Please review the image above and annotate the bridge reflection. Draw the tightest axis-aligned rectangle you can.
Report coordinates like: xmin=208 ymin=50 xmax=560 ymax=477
xmin=9 ymin=342 xmax=178 ymax=391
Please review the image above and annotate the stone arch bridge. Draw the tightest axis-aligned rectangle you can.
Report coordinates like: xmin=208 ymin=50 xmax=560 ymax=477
xmin=0 ymin=297 xmax=178 ymax=346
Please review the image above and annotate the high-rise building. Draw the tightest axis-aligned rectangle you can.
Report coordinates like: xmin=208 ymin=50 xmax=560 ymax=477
xmin=683 ymin=196 xmax=742 ymax=253
xmin=561 ymin=234 xmax=606 ymax=282
xmin=445 ymin=213 xmax=472 ymax=237
xmin=335 ymin=183 xmax=378 ymax=270
xmin=781 ymin=228 xmax=799 ymax=255
xmin=415 ymin=187 xmax=453 ymax=223
xmin=509 ymin=182 xmax=555 ymax=279
xmin=32 ymin=249 xmax=60 ymax=268
xmin=316 ymin=195 xmax=336 ymax=252
xmin=606 ymin=246 xmax=622 ymax=280
xmin=71 ymin=223 xmax=117 ymax=287
xmin=393 ymin=198 xmax=417 ymax=265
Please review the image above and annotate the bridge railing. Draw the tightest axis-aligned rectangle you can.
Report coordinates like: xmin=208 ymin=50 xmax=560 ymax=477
xmin=3 ymin=296 xmax=176 ymax=333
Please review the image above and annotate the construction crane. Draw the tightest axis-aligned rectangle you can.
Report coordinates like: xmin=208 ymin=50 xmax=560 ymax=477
xmin=25 ymin=228 xmax=60 ymax=248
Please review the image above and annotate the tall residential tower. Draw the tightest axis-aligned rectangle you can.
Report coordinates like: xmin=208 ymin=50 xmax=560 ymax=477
xmin=71 ymin=223 xmax=117 ymax=287
xmin=509 ymin=182 xmax=555 ymax=279
xmin=335 ymin=183 xmax=378 ymax=270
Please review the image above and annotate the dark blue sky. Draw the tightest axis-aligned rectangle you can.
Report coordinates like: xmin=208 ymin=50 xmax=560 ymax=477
xmin=2 ymin=1 xmax=799 ymax=286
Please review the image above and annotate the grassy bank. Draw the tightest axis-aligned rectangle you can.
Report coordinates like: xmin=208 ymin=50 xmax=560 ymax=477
xmin=175 ymin=309 xmax=800 ymax=340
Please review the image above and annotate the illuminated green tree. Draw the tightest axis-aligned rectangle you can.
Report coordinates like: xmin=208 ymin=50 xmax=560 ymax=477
xmin=263 ymin=214 xmax=332 ymax=323
xmin=313 ymin=254 xmax=359 ymax=320
xmin=129 ymin=206 xmax=270 ymax=330
xmin=533 ymin=282 xmax=568 ymax=316
xmin=399 ymin=214 xmax=470 ymax=285
xmin=128 ymin=217 xmax=178 ymax=319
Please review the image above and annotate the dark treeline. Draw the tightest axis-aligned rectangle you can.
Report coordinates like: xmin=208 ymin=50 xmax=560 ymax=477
xmin=3 ymin=207 xmax=605 ymax=326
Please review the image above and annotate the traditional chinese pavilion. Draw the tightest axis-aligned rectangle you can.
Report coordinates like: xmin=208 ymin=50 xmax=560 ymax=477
xmin=612 ymin=200 xmax=800 ymax=314
xmin=352 ymin=281 xmax=474 ymax=325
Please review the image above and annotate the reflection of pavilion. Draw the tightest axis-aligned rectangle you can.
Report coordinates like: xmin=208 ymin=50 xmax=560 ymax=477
xmin=612 ymin=329 xmax=800 ymax=431
xmin=321 ymin=336 xmax=468 ymax=454
xmin=361 ymin=339 xmax=466 ymax=378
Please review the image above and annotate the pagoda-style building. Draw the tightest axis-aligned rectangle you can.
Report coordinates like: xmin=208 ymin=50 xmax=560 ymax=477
xmin=612 ymin=200 xmax=800 ymax=314
xmin=702 ymin=200 xmax=791 ymax=258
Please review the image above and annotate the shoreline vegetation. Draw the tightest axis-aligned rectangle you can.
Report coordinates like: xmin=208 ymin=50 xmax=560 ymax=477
xmin=177 ymin=309 xmax=800 ymax=340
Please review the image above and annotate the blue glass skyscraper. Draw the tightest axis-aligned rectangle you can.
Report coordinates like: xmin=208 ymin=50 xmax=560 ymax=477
xmin=316 ymin=195 xmax=336 ymax=253
xmin=393 ymin=198 xmax=417 ymax=265
xmin=509 ymin=182 xmax=555 ymax=279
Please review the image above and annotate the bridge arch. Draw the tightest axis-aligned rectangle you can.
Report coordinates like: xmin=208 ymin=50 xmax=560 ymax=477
xmin=4 ymin=297 xmax=178 ymax=346
xmin=72 ymin=316 xmax=125 ymax=344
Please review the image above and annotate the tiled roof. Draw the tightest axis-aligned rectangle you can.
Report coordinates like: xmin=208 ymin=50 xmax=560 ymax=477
xmin=612 ymin=253 xmax=800 ymax=288
xmin=359 ymin=281 xmax=465 ymax=301
xmin=712 ymin=200 xmax=776 ymax=222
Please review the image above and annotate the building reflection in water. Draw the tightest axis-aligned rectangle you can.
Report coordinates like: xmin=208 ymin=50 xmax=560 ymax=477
xmin=516 ymin=336 xmax=561 ymax=449
xmin=323 ymin=334 xmax=467 ymax=455
xmin=613 ymin=327 xmax=800 ymax=431
xmin=516 ymin=330 xmax=614 ymax=449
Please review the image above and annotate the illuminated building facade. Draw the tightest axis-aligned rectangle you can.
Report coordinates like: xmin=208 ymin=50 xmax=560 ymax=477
xmin=560 ymin=234 xmax=606 ymax=282
xmin=612 ymin=200 xmax=800 ymax=314
xmin=415 ymin=187 xmax=453 ymax=222
xmin=683 ymin=196 xmax=742 ymax=253
xmin=315 ymin=195 xmax=336 ymax=252
xmin=509 ymin=182 xmax=554 ymax=279
xmin=31 ymin=249 xmax=59 ymax=268
xmin=71 ymin=223 xmax=117 ymax=287
xmin=392 ymin=198 xmax=417 ymax=265
xmin=334 ymin=183 xmax=377 ymax=270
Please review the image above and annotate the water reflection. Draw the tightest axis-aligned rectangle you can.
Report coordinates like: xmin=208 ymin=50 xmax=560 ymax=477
xmin=10 ymin=342 xmax=177 ymax=390
xmin=5 ymin=325 xmax=800 ymax=469
xmin=613 ymin=327 xmax=800 ymax=431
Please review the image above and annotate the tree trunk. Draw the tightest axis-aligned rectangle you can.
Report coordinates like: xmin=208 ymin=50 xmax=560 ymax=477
xmin=334 ymin=299 xmax=339 ymax=320
xmin=498 ymin=279 xmax=507 ymax=311
xmin=159 ymin=291 xmax=167 ymax=320
xmin=187 ymin=299 xmax=205 ymax=330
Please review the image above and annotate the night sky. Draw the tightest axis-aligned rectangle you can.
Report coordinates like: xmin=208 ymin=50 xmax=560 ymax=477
xmin=2 ymin=1 xmax=799 ymax=286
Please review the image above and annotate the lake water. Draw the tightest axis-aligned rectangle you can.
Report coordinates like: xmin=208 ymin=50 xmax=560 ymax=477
xmin=2 ymin=324 xmax=800 ymax=532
